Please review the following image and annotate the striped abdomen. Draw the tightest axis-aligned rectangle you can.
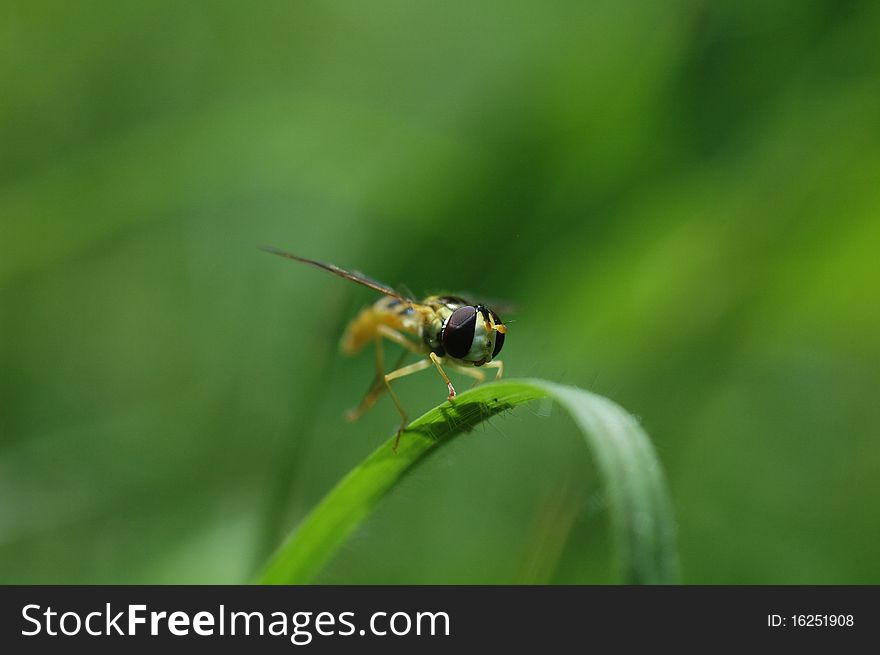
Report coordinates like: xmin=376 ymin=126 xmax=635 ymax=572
xmin=340 ymin=297 xmax=422 ymax=354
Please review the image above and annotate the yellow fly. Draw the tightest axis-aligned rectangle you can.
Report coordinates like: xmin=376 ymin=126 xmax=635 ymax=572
xmin=262 ymin=246 xmax=507 ymax=451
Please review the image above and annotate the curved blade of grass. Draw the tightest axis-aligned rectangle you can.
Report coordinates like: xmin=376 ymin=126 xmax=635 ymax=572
xmin=258 ymin=378 xmax=678 ymax=584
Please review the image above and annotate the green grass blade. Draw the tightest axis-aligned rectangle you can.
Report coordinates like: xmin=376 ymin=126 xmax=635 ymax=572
xmin=257 ymin=378 xmax=678 ymax=584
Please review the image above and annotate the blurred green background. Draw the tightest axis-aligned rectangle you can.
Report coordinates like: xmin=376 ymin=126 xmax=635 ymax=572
xmin=2 ymin=0 xmax=879 ymax=584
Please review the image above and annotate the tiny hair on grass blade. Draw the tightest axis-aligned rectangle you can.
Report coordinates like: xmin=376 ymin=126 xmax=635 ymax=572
xmin=257 ymin=378 xmax=678 ymax=585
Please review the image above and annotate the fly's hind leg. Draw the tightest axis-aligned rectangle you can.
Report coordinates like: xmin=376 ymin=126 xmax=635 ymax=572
xmin=384 ymin=358 xmax=433 ymax=452
xmin=346 ymin=325 xmax=422 ymax=422
xmin=345 ymin=343 xmax=408 ymax=422
xmin=344 ymin=334 xmax=387 ymax=422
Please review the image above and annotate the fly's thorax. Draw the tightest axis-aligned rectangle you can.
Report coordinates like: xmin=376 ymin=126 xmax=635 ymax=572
xmin=419 ymin=299 xmax=454 ymax=356
xmin=420 ymin=296 xmax=506 ymax=366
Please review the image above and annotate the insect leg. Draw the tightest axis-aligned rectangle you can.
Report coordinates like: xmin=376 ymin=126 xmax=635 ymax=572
xmin=384 ymin=358 xmax=434 ymax=452
xmin=448 ymin=363 xmax=486 ymax=388
xmin=376 ymin=324 xmax=424 ymax=353
xmin=429 ymin=352 xmax=457 ymax=399
xmin=482 ymin=360 xmax=504 ymax=380
xmin=346 ymin=339 xmax=409 ymax=422
xmin=347 ymin=325 xmax=419 ymax=421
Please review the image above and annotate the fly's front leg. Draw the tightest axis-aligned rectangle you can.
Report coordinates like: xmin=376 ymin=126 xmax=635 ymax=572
xmin=384 ymin=358 xmax=433 ymax=452
xmin=429 ymin=352 xmax=456 ymax=399
xmin=483 ymin=360 xmax=504 ymax=380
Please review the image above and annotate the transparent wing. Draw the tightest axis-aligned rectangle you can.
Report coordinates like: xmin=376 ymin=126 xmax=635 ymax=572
xmin=261 ymin=246 xmax=415 ymax=303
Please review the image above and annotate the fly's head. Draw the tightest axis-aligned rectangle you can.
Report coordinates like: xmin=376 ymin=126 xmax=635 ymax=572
xmin=441 ymin=305 xmax=506 ymax=366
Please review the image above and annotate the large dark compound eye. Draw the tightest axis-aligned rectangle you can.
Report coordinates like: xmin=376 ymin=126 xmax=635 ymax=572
xmin=491 ymin=311 xmax=505 ymax=358
xmin=442 ymin=305 xmax=477 ymax=359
